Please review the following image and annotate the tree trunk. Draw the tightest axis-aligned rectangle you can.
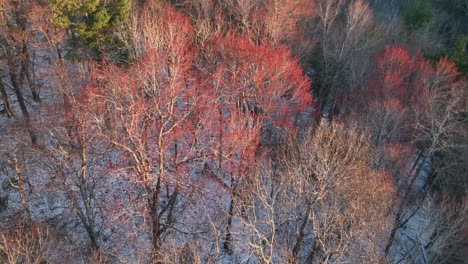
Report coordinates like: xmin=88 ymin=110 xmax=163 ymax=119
xmin=5 ymin=56 xmax=37 ymax=144
xmin=223 ymin=196 xmax=234 ymax=255
xmin=218 ymin=106 xmax=223 ymax=169
xmin=6 ymin=57 xmax=28 ymax=119
xmin=3 ymin=155 xmax=32 ymax=222
xmin=79 ymin=148 xmax=99 ymax=249
xmin=56 ymin=43 xmax=63 ymax=66
xmin=16 ymin=168 xmax=32 ymax=222
xmin=224 ymin=176 xmax=237 ymax=255
xmin=20 ymin=43 xmax=39 ymax=102
xmin=149 ymin=171 xmax=162 ymax=262
xmin=14 ymin=1 xmax=39 ymax=102
xmin=0 ymin=77 xmax=13 ymax=117
xmin=292 ymin=207 xmax=312 ymax=258
xmin=381 ymin=152 xmax=428 ymax=263
xmin=21 ymin=44 xmax=41 ymax=102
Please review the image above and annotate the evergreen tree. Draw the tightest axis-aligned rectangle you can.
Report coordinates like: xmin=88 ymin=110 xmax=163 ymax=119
xmin=50 ymin=0 xmax=131 ymax=61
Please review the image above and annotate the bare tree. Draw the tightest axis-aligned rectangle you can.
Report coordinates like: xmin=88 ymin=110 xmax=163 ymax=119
xmin=0 ymin=220 xmax=50 ymax=264
xmin=382 ymin=57 xmax=467 ymax=263
xmin=315 ymin=0 xmax=383 ymax=109
xmin=44 ymin=105 xmax=104 ymax=250
xmin=0 ymin=0 xmax=39 ymax=101
xmin=0 ymin=149 xmax=33 ymax=222
xmin=0 ymin=74 xmax=12 ymax=117
xmin=230 ymin=123 xmax=395 ymax=263
xmin=85 ymin=8 xmax=206 ymax=260
xmin=0 ymin=4 xmax=38 ymax=144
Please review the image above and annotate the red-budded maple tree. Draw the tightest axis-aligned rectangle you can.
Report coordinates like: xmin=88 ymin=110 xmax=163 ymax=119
xmin=351 ymin=46 xmax=467 ymax=262
xmin=197 ymin=32 xmax=313 ymax=182
xmin=83 ymin=7 xmax=202 ymax=259
xmin=348 ymin=45 xmax=431 ymax=147
xmin=369 ymin=45 xmax=427 ymax=103
xmin=83 ymin=6 xmax=314 ymax=257
xmin=195 ymin=32 xmax=313 ymax=253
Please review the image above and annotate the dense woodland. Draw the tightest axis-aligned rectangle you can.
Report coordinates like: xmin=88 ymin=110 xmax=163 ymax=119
xmin=0 ymin=0 xmax=466 ymax=263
